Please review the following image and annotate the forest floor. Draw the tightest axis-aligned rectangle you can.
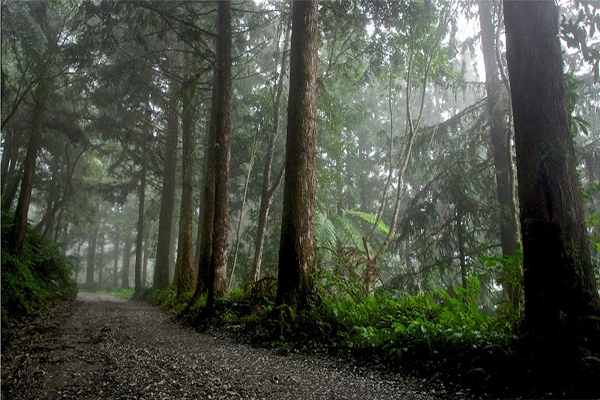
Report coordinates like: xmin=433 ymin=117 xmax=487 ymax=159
xmin=1 ymin=293 xmax=469 ymax=400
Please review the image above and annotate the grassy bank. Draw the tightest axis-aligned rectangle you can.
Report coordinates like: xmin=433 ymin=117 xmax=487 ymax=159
xmin=1 ymin=212 xmax=77 ymax=327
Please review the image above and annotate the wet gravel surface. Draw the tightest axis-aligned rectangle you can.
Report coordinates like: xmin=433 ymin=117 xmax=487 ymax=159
xmin=1 ymin=293 xmax=462 ymax=400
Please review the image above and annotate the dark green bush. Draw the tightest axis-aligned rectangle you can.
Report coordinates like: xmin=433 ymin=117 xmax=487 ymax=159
xmin=148 ymin=286 xmax=200 ymax=316
xmin=306 ymin=273 xmax=516 ymax=361
xmin=1 ymin=211 xmax=77 ymax=326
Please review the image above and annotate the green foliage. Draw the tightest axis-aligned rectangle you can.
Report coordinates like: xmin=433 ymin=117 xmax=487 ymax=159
xmin=344 ymin=210 xmax=390 ymax=234
xmin=1 ymin=212 xmax=78 ymax=327
xmin=561 ymin=4 xmax=600 ymax=83
xmin=330 ymin=211 xmax=364 ymax=249
xmin=481 ymin=249 xmax=524 ymax=319
xmin=215 ymin=283 xmax=276 ymax=326
xmin=588 ymin=211 xmax=600 ymax=252
xmin=564 ymin=72 xmax=591 ymax=137
xmin=317 ymin=268 xmax=367 ymax=301
xmin=2 ymin=2 xmax=49 ymax=69
xmin=315 ymin=211 xmax=337 ymax=251
xmin=587 ymin=211 xmax=600 ymax=285
xmin=148 ymin=286 xmax=195 ymax=315
xmin=315 ymin=208 xmax=388 ymax=259
xmin=309 ymin=274 xmax=515 ymax=362
xmin=150 ymin=282 xmax=277 ymax=329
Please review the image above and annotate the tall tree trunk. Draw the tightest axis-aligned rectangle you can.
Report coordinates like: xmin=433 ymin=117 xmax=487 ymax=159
xmin=10 ymin=84 xmax=47 ymax=256
xmin=113 ymin=229 xmax=120 ymax=288
xmin=142 ymin=229 xmax=149 ymax=284
xmin=2 ymin=163 xmax=24 ymax=212
xmin=275 ymin=0 xmax=319 ymax=317
xmin=478 ymin=0 xmax=522 ymax=311
xmin=207 ymin=0 xmax=233 ymax=307
xmin=36 ymin=194 xmax=56 ymax=237
xmin=154 ymin=82 xmax=179 ymax=289
xmin=175 ymin=77 xmax=197 ymax=299
xmin=121 ymin=231 xmax=132 ymax=289
xmin=193 ymin=200 xmax=203 ymax=281
xmin=134 ymin=147 xmax=147 ymax=295
xmin=75 ymin=238 xmax=82 ymax=283
xmin=189 ymin=75 xmax=218 ymax=306
xmin=35 ymin=154 xmax=61 ymax=236
xmin=86 ymin=227 xmax=98 ymax=286
xmin=251 ymin=19 xmax=290 ymax=282
xmin=503 ymin=1 xmax=600 ymax=394
xmin=169 ymin=222 xmax=177 ymax=284
xmin=1 ymin=129 xmax=17 ymax=200
xmin=54 ymin=204 xmax=65 ymax=243
xmin=98 ymin=232 xmax=105 ymax=286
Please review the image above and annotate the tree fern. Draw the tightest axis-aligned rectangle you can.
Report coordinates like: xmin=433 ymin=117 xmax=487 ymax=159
xmin=315 ymin=212 xmax=337 ymax=250
xmin=344 ymin=209 xmax=390 ymax=234
xmin=331 ymin=211 xmax=364 ymax=249
xmin=3 ymin=3 xmax=48 ymax=67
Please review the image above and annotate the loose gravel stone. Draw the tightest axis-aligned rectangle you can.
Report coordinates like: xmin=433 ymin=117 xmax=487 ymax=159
xmin=1 ymin=293 xmax=459 ymax=400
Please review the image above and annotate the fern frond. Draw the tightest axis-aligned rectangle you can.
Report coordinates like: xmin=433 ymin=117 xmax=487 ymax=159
xmin=344 ymin=209 xmax=390 ymax=234
xmin=315 ymin=212 xmax=337 ymax=250
xmin=331 ymin=212 xmax=363 ymax=249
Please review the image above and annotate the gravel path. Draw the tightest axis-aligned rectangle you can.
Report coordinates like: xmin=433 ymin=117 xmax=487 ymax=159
xmin=1 ymin=293 xmax=461 ymax=400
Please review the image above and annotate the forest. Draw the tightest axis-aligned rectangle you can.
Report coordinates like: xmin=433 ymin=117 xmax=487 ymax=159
xmin=2 ymin=1 xmax=600 ymax=398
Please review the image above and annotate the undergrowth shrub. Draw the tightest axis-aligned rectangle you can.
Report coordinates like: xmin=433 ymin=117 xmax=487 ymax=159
xmin=150 ymin=281 xmax=276 ymax=329
xmin=149 ymin=286 xmax=195 ymax=315
xmin=309 ymin=271 xmax=516 ymax=361
xmin=481 ymin=249 xmax=524 ymax=324
xmin=1 ymin=211 xmax=77 ymax=326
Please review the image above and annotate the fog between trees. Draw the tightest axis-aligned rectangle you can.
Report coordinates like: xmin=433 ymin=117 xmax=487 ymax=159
xmin=2 ymin=2 xmax=600 ymax=390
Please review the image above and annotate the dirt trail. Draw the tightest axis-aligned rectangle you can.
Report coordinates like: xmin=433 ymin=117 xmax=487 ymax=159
xmin=1 ymin=293 xmax=457 ymax=400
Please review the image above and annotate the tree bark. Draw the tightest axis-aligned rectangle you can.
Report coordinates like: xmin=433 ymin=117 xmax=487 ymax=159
xmin=142 ymin=229 xmax=149 ymax=284
xmin=189 ymin=74 xmax=218 ymax=306
xmin=86 ymin=227 xmax=98 ymax=286
xmin=8 ymin=1 xmax=52 ymax=255
xmin=207 ymin=0 xmax=233 ymax=307
xmin=193 ymin=198 xmax=203 ymax=281
xmin=35 ymin=154 xmax=61 ymax=236
xmin=275 ymin=0 xmax=319 ymax=317
xmin=175 ymin=77 xmax=197 ymax=299
xmin=134 ymin=147 xmax=147 ymax=295
xmin=153 ymin=82 xmax=179 ymax=289
xmin=113 ymin=229 xmax=120 ymax=288
xmin=1 ymin=129 xmax=17 ymax=200
xmin=503 ymin=1 xmax=600 ymax=393
xmin=478 ymin=0 xmax=521 ymax=311
xmin=98 ymin=231 xmax=105 ymax=286
xmin=121 ymin=231 xmax=132 ymax=289
xmin=2 ymin=162 xmax=24 ymax=212
xmin=75 ymin=238 xmax=82 ymax=283
xmin=10 ymin=84 xmax=47 ymax=256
